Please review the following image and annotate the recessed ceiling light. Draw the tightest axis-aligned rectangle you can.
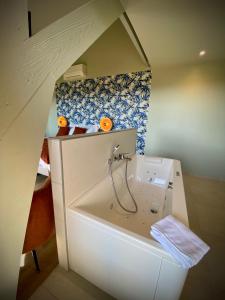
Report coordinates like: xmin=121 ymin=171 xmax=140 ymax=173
xmin=199 ymin=50 xmax=206 ymax=57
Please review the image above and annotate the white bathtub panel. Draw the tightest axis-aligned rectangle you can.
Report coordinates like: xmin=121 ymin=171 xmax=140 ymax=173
xmin=67 ymin=210 xmax=162 ymax=300
xmin=51 ymin=182 xmax=65 ymax=223
xmin=51 ymin=180 xmax=69 ymax=270
xmin=172 ymin=161 xmax=189 ymax=226
xmin=55 ymin=219 xmax=69 ymax=270
xmin=48 ymin=139 xmax=63 ymax=185
xmin=155 ymin=259 xmax=188 ymax=300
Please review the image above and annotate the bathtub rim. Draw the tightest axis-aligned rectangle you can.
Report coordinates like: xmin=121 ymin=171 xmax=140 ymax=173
xmin=171 ymin=159 xmax=189 ymax=227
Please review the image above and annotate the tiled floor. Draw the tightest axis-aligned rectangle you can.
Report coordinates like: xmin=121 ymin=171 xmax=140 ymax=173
xmin=180 ymin=175 xmax=225 ymax=300
xmin=17 ymin=238 xmax=58 ymax=300
xmin=29 ymin=266 xmax=114 ymax=300
xmin=18 ymin=174 xmax=225 ymax=300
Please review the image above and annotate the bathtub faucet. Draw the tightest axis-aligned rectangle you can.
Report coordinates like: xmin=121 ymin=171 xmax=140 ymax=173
xmin=116 ymin=153 xmax=132 ymax=161
xmin=108 ymin=145 xmax=132 ymax=165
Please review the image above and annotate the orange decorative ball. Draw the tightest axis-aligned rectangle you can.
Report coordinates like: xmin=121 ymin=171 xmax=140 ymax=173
xmin=57 ymin=116 xmax=68 ymax=127
xmin=100 ymin=117 xmax=113 ymax=132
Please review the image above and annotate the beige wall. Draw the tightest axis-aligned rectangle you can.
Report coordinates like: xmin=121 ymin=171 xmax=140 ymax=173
xmin=145 ymin=60 xmax=225 ymax=180
xmin=75 ymin=19 xmax=148 ymax=78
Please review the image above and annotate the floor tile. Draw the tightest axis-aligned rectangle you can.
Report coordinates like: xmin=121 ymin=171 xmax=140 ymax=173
xmin=41 ymin=266 xmax=114 ymax=300
xmin=29 ymin=286 xmax=56 ymax=300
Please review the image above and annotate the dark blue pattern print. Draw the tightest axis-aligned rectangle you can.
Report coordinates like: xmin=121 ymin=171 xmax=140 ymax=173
xmin=56 ymin=70 xmax=151 ymax=154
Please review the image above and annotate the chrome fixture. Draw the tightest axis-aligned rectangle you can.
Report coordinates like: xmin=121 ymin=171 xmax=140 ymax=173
xmin=108 ymin=145 xmax=138 ymax=214
xmin=113 ymin=144 xmax=120 ymax=154
xmin=108 ymin=144 xmax=120 ymax=165
xmin=116 ymin=153 xmax=132 ymax=161
xmin=108 ymin=144 xmax=132 ymax=165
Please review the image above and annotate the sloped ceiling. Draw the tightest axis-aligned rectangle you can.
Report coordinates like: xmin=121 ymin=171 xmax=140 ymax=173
xmin=28 ymin=0 xmax=90 ymax=34
xmin=75 ymin=19 xmax=148 ymax=78
xmin=122 ymin=0 xmax=225 ymax=67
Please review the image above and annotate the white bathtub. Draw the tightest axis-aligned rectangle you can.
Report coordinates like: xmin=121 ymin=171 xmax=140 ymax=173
xmin=66 ymin=155 xmax=189 ymax=300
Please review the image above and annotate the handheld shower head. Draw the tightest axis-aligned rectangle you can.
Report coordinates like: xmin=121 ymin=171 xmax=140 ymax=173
xmin=112 ymin=144 xmax=120 ymax=154
xmin=108 ymin=144 xmax=120 ymax=165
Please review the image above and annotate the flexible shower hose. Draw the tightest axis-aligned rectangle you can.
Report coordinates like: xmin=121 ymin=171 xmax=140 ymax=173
xmin=109 ymin=159 xmax=138 ymax=214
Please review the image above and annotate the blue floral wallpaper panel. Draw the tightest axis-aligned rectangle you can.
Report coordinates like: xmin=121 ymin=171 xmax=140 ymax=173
xmin=56 ymin=70 xmax=151 ymax=154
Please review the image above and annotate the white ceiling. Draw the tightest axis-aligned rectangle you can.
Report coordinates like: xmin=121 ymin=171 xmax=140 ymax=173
xmin=122 ymin=0 xmax=225 ymax=67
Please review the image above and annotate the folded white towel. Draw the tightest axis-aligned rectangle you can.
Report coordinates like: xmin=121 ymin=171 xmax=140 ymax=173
xmin=151 ymin=215 xmax=210 ymax=269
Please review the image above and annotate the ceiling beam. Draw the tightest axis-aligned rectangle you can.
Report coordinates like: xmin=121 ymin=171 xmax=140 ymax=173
xmin=0 ymin=1 xmax=123 ymax=298
xmin=120 ymin=13 xmax=150 ymax=68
